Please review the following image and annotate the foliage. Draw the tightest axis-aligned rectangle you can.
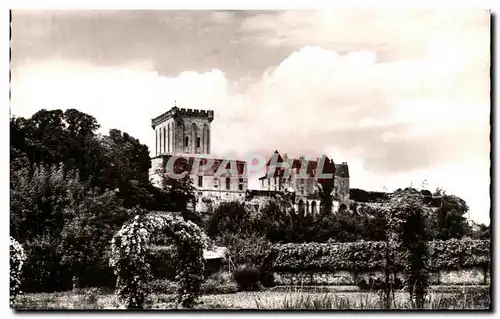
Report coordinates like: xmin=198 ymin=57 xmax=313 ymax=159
xmin=427 ymin=238 xmax=490 ymax=270
xmin=271 ymin=241 xmax=387 ymax=272
xmin=201 ymin=272 xmax=239 ymax=295
xmin=385 ymin=190 xmax=430 ymax=308
xmin=268 ymin=239 xmax=490 ymax=272
xmin=110 ymin=209 xmax=207 ymax=309
xmin=206 ymin=201 xmax=253 ymax=238
xmin=10 ymin=110 xmax=154 ymax=211
xmin=10 ymin=164 xmax=85 ymax=292
xmin=58 ymin=189 xmax=131 ymax=288
xmin=149 ymin=279 xmax=180 ymax=294
xmin=10 ymin=108 xmax=182 ymax=293
xmin=10 ymin=237 xmax=27 ymax=307
xmin=214 ymin=231 xmax=272 ymax=267
xmin=11 ymin=163 xmax=134 ymax=291
xmin=232 ymin=265 xmax=262 ymax=291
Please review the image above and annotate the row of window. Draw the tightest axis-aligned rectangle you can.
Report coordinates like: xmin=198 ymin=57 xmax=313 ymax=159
xmin=261 ymin=177 xmax=347 ymax=188
xmin=184 ymin=136 xmax=202 ymax=148
xmin=198 ymin=176 xmax=245 ymax=191
xmin=156 ymin=124 xmax=172 ymax=154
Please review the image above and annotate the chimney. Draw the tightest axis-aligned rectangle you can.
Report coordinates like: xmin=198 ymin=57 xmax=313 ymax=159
xmin=283 ymin=153 xmax=288 ymax=161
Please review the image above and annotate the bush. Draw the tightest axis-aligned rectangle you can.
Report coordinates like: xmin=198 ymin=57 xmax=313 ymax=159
xmin=269 ymin=239 xmax=490 ymax=272
xmin=270 ymin=241 xmax=387 ymax=272
xmin=201 ymin=278 xmax=238 ymax=295
xmin=110 ymin=211 xmax=207 ymax=309
xmin=148 ymin=246 xmax=178 ymax=280
xmin=233 ymin=265 xmax=261 ymax=291
xmin=10 ymin=237 xmax=26 ymax=307
xmin=149 ymin=279 xmax=179 ymax=294
xmin=215 ymin=232 xmax=272 ymax=268
xmin=427 ymin=238 xmax=490 ymax=270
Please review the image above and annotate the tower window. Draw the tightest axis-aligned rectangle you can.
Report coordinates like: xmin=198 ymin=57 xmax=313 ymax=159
xmin=184 ymin=136 xmax=189 ymax=147
xmin=196 ymin=137 xmax=201 ymax=148
xmin=198 ymin=176 xmax=203 ymax=187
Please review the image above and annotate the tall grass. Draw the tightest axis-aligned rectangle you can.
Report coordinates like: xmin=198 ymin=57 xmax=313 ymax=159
xmin=253 ymin=287 xmax=490 ymax=310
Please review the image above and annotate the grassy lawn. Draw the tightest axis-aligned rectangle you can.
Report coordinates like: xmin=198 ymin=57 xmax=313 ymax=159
xmin=13 ymin=286 xmax=490 ymax=310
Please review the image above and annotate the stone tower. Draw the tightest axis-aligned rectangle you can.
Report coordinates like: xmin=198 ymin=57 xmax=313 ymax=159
xmin=151 ymin=106 xmax=214 ymax=156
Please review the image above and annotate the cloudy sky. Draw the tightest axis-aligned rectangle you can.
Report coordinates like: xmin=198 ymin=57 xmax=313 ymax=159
xmin=11 ymin=9 xmax=490 ymax=223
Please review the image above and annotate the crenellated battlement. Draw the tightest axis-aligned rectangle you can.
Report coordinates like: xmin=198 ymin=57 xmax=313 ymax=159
xmin=151 ymin=106 xmax=214 ymax=128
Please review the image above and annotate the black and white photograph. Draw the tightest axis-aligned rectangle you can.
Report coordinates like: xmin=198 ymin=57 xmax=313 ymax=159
xmin=9 ymin=8 xmax=491 ymax=310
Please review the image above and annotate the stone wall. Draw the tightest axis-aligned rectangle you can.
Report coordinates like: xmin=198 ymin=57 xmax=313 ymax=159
xmin=273 ymin=267 xmax=489 ymax=286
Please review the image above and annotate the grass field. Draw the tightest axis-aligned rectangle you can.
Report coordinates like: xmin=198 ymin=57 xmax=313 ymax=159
xmin=13 ymin=286 xmax=491 ymax=310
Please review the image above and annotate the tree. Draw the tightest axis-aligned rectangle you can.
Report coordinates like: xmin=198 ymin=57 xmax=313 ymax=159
xmin=206 ymin=201 xmax=251 ymax=238
xmin=386 ymin=190 xmax=430 ymax=309
xmin=11 ymin=111 xmax=155 ymax=210
xmin=58 ymin=190 xmax=131 ymax=288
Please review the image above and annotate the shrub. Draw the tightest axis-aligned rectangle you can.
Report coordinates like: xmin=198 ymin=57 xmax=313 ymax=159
xmin=215 ymin=231 xmax=272 ymax=268
xmin=10 ymin=237 xmax=26 ymax=307
xmin=201 ymin=271 xmax=238 ymax=295
xmin=270 ymin=241 xmax=387 ymax=272
xmin=427 ymin=238 xmax=490 ymax=270
xmin=233 ymin=265 xmax=261 ymax=291
xmin=149 ymin=279 xmax=179 ymax=294
xmin=148 ymin=246 xmax=178 ymax=280
xmin=269 ymin=239 xmax=490 ymax=272
xmin=110 ymin=211 xmax=207 ymax=309
xmin=201 ymin=278 xmax=238 ymax=295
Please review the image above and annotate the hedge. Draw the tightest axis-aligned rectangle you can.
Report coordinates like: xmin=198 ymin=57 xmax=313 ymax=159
xmin=269 ymin=238 xmax=489 ymax=272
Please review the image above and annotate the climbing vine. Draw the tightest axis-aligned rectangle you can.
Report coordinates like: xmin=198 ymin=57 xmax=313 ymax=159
xmin=10 ymin=236 xmax=26 ymax=307
xmin=386 ymin=190 xmax=429 ymax=308
xmin=110 ymin=208 xmax=209 ymax=309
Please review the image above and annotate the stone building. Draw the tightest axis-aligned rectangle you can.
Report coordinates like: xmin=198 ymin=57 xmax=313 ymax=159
xmin=149 ymin=105 xmax=350 ymax=217
xmin=149 ymin=105 xmax=248 ymax=213
xmin=258 ymin=150 xmax=350 ymax=215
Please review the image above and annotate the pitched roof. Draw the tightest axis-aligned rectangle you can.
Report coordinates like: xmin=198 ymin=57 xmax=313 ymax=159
xmin=263 ymin=150 xmax=343 ymax=179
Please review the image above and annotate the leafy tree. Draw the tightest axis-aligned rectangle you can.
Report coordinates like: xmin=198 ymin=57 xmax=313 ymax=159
xmin=206 ymin=201 xmax=251 ymax=238
xmin=11 ymin=111 xmax=155 ymax=210
xmin=58 ymin=190 xmax=131 ymax=288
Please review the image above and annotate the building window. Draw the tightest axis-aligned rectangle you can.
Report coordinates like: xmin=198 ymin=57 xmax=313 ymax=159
xmin=213 ymin=178 xmax=218 ymax=188
xmin=184 ymin=136 xmax=189 ymax=147
xmin=196 ymin=137 xmax=201 ymax=148
xmin=239 ymin=184 xmax=243 ymax=191
xmin=163 ymin=127 xmax=166 ymax=153
xmin=341 ymin=181 xmax=345 ymax=186
xmin=198 ymin=176 xmax=203 ymax=187
xmin=226 ymin=177 xmax=230 ymax=190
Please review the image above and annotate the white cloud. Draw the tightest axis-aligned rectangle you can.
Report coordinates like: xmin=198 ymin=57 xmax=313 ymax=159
xmin=11 ymin=10 xmax=490 ymax=224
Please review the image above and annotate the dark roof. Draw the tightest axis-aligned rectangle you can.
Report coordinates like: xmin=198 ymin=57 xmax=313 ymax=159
xmin=263 ymin=150 xmax=346 ymax=179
